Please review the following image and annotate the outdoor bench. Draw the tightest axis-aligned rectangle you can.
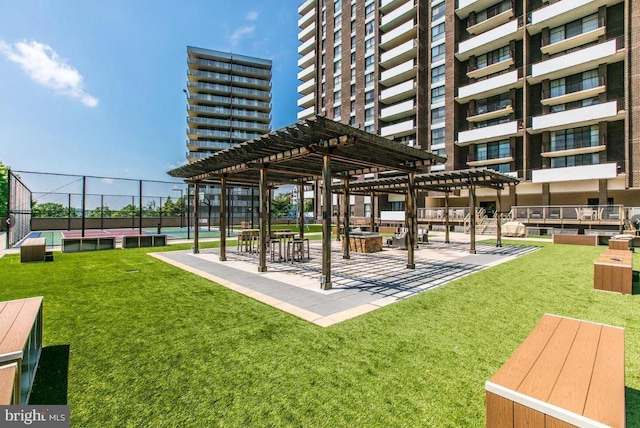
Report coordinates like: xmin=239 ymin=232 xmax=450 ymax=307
xmin=0 ymin=297 xmax=43 ymax=404
xmin=62 ymin=236 xmax=116 ymax=252
xmin=122 ymin=234 xmax=167 ymax=248
xmin=486 ymin=314 xmax=624 ymax=427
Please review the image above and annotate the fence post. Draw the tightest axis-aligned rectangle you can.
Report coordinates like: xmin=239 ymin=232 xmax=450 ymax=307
xmin=81 ymin=176 xmax=86 ymax=237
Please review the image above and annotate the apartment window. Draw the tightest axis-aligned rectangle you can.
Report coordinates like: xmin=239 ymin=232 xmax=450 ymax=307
xmin=431 ymin=3 xmax=445 ymax=21
xmin=549 ymin=97 xmax=599 ymax=113
xmin=334 ymin=0 xmax=342 ymax=10
xmin=550 ymin=153 xmax=599 ymax=168
xmin=365 ymin=21 xmax=375 ymax=35
xmin=350 ymin=99 xmax=355 ymax=113
xmin=351 ymin=51 xmax=356 ymax=64
xmin=333 ymin=105 xmax=342 ymax=118
xmin=431 ymin=86 xmax=445 ymax=104
xmin=334 ymin=29 xmax=342 ymax=42
xmin=351 ymin=68 xmax=356 ymax=81
xmin=321 ymin=82 xmax=326 ymax=94
xmin=550 ymin=125 xmax=599 ymax=152
xmin=334 ymin=90 xmax=341 ymax=103
xmin=432 ymin=148 xmax=445 ymax=157
xmin=365 ymin=107 xmax=374 ymax=121
xmin=431 ymin=65 xmax=445 ymax=83
xmin=351 ymin=3 xmax=355 ymax=17
xmin=365 ymin=90 xmax=374 ymax=105
xmin=365 ymin=54 xmax=375 ymax=69
xmin=389 ymin=201 xmax=405 ymax=211
xmin=333 ymin=75 xmax=341 ymax=87
xmin=476 ymin=46 xmax=510 ymax=69
xmin=549 ymin=13 xmax=599 ymax=45
xmin=431 ymin=22 xmax=445 ymax=42
xmin=351 ymin=35 xmax=356 ymax=49
xmin=365 ymin=3 xmax=375 ymax=19
xmin=476 ymin=1 xmax=510 ymax=24
xmin=351 ymin=20 xmax=356 ymax=33
xmin=334 ymin=44 xmax=342 ymax=57
xmin=549 ymin=69 xmax=599 ymax=98
xmin=475 ymin=93 xmax=511 ymax=115
xmin=431 ymin=107 xmax=445 ymax=125
xmin=365 ymin=38 xmax=375 ymax=54
xmin=365 ymin=124 xmax=375 ymax=133
xmin=334 ymin=59 xmax=342 ymax=74
xmin=349 ymin=116 xmax=356 ymax=126
xmin=334 ymin=13 xmax=342 ymax=26
xmin=432 ymin=128 xmax=445 ymax=146
xmin=322 ymin=10 xmax=326 ymax=23
xmin=350 ymin=84 xmax=356 ymax=96
xmin=322 ymin=39 xmax=326 ymax=51
xmin=431 ymin=44 xmax=445 ymax=63
xmin=476 ymin=140 xmax=510 ymax=161
xmin=321 ymin=53 xmax=326 ymax=66
xmin=365 ymin=72 xmax=375 ymax=88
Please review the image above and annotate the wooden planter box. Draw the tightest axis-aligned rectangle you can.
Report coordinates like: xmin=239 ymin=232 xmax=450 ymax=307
xmin=62 ymin=237 xmax=116 ymax=253
xmin=486 ymin=314 xmax=625 ymax=427
xmin=122 ymin=234 xmax=167 ymax=248
xmin=552 ymin=234 xmax=597 ymax=246
xmin=20 ymin=238 xmax=46 ymax=263
xmin=0 ymin=297 xmax=43 ymax=405
xmin=342 ymin=235 xmax=383 ymax=253
xmin=594 ymin=249 xmax=633 ymax=294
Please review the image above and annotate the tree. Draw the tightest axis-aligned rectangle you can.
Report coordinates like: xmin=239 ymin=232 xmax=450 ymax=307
xmin=271 ymin=193 xmax=292 ymax=218
xmin=0 ymin=162 xmax=7 ymax=218
xmin=31 ymin=202 xmax=74 ymax=218
xmin=112 ymin=204 xmax=139 ymax=218
xmin=88 ymin=205 xmax=113 ymax=218
xmin=162 ymin=196 xmax=185 ymax=216
xmin=304 ymin=199 xmax=313 ymax=213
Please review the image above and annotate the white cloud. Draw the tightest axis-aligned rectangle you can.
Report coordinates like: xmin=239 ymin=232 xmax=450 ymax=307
xmin=229 ymin=25 xmax=255 ymax=47
xmin=0 ymin=39 xmax=98 ymax=107
xmin=246 ymin=11 xmax=258 ymax=21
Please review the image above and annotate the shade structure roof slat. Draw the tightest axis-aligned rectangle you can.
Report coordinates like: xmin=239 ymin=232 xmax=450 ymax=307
xmin=169 ymin=116 xmax=447 ymax=185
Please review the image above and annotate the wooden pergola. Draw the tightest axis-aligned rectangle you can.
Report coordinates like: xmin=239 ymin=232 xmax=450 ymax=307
xmin=168 ymin=116 xmax=445 ymax=289
xmin=339 ymin=169 xmax=520 ymax=255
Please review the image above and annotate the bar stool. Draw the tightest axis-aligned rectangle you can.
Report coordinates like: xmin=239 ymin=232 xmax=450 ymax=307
xmin=269 ymin=238 xmax=281 ymax=262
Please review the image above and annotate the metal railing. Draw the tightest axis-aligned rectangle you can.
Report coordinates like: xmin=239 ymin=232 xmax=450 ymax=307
xmin=512 ymin=205 xmax=624 ymax=224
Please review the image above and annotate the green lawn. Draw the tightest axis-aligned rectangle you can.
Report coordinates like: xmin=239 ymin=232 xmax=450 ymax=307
xmin=1 ymin=241 xmax=639 ymax=427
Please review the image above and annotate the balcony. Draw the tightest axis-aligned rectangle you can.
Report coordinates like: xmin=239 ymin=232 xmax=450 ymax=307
xmin=467 ymin=152 xmax=513 ymax=168
xmin=298 ymin=50 xmax=315 ymax=69
xmin=380 ymin=0 xmax=416 ymax=32
xmin=380 ymin=119 xmax=416 ymax=137
xmin=540 ymin=23 xmax=605 ymax=56
xmin=457 ymin=120 xmax=522 ymax=146
xmin=380 ymin=99 xmax=416 ymax=121
xmin=528 ymin=0 xmax=621 ymax=35
xmin=297 ymin=106 xmax=315 ymax=120
xmin=467 ymin=103 xmax=513 ymax=123
xmin=467 ymin=56 xmax=514 ymax=80
xmin=380 ymin=19 xmax=417 ymax=50
xmin=380 ymin=79 xmax=416 ymax=104
xmin=380 ymin=39 xmax=417 ymax=69
xmin=297 ymin=63 xmax=316 ymax=81
xmin=457 ymin=18 xmax=523 ymax=62
xmin=456 ymin=0 xmax=501 ymax=20
xmin=380 ymin=59 xmax=415 ymax=87
xmin=297 ymin=78 xmax=315 ymax=95
xmin=298 ymin=21 xmax=315 ymax=42
xmin=541 ymin=84 xmax=605 ymax=107
xmin=298 ymin=0 xmax=314 ymax=15
xmin=297 ymin=92 xmax=315 ymax=108
xmin=531 ymin=163 xmax=617 ymax=183
xmin=530 ymin=100 xmax=624 ymax=133
xmin=457 ymin=69 xmax=523 ymax=104
xmin=381 ymin=0 xmax=408 ymax=14
xmin=298 ymin=36 xmax=316 ymax=55
xmin=467 ymin=8 xmax=514 ymax=35
xmin=541 ymin=144 xmax=605 ymax=159
xmin=298 ymin=8 xmax=315 ymax=28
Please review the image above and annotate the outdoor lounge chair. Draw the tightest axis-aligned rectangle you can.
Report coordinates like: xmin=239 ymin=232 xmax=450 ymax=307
xmin=390 ymin=231 xmax=407 ymax=249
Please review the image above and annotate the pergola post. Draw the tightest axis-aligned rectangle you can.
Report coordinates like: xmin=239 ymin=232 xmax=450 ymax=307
xmin=335 ymin=186 xmax=341 ymax=241
xmin=259 ymin=167 xmax=268 ymax=272
xmin=496 ymin=188 xmax=503 ymax=248
xmin=321 ymin=154 xmax=333 ymax=290
xmin=343 ymin=179 xmax=350 ymax=260
xmin=268 ymin=188 xmax=272 ymax=235
xmin=444 ymin=192 xmax=450 ymax=244
xmin=298 ymin=182 xmax=305 ymax=239
xmin=369 ymin=191 xmax=375 ymax=231
xmin=193 ymin=181 xmax=200 ymax=254
xmin=219 ymin=177 xmax=227 ymax=261
xmin=469 ymin=184 xmax=476 ymax=255
xmin=406 ymin=172 xmax=416 ymax=269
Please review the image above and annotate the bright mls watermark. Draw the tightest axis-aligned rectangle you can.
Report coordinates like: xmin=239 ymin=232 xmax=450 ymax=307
xmin=0 ymin=406 xmax=69 ymax=427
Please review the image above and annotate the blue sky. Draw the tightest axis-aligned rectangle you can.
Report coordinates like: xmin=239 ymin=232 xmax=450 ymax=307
xmin=0 ymin=0 xmax=301 ymax=183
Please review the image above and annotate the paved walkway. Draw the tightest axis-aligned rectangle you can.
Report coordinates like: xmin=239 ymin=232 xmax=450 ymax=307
xmin=151 ymin=234 xmax=539 ymax=327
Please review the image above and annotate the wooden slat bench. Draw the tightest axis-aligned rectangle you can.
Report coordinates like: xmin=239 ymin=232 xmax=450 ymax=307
xmin=594 ymin=249 xmax=633 ymax=294
xmin=0 ymin=297 xmax=43 ymax=405
xmin=0 ymin=363 xmax=19 ymax=405
xmin=486 ymin=314 xmax=625 ymax=427
xmin=552 ymin=234 xmax=598 ymax=246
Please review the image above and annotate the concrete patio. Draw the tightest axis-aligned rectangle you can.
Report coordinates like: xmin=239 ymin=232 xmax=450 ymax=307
xmin=151 ymin=233 xmax=539 ymax=327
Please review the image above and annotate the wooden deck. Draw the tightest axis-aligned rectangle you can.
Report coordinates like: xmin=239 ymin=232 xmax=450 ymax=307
xmin=486 ymin=314 xmax=625 ymax=427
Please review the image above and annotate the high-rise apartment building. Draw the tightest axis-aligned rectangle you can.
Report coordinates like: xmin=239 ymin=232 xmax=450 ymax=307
xmin=186 ymin=46 xmax=272 ymax=161
xmin=298 ymin=0 xmax=640 ymax=213
xmin=186 ymin=47 xmax=272 ymax=226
